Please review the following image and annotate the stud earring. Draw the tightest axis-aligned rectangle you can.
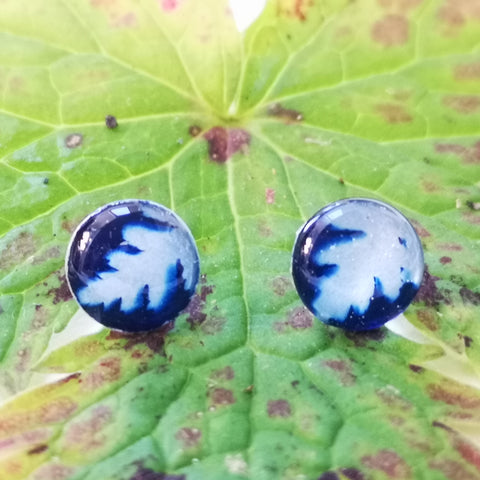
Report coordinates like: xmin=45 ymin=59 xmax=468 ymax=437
xmin=291 ymin=198 xmax=424 ymax=331
xmin=66 ymin=199 xmax=200 ymax=332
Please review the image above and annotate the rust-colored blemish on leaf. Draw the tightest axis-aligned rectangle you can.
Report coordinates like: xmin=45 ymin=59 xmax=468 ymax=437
xmin=428 ymin=383 xmax=480 ymax=408
xmin=210 ymin=388 xmax=236 ymax=406
xmin=265 ymin=188 xmax=276 ymax=204
xmin=438 ymin=242 xmax=463 ymax=251
xmin=430 ymin=459 xmax=478 ymax=480
xmin=416 ymin=308 xmax=439 ymax=331
xmin=345 ymin=328 xmax=386 ymax=347
xmin=184 ymin=276 xmax=215 ymax=329
xmin=463 ymin=335 xmax=473 ymax=348
xmin=0 ymin=231 xmax=36 ymax=271
xmin=376 ymin=387 xmax=412 ymax=410
xmin=463 ymin=211 xmax=480 ymax=225
xmin=211 ymin=366 xmax=235 ymax=380
xmin=40 ymin=397 xmax=78 ymax=423
xmin=323 ymin=360 xmax=356 ymax=386
xmin=455 ymin=439 xmax=480 ymax=472
xmin=276 ymin=0 xmax=314 ymax=22
xmin=203 ymin=127 xmax=250 ymax=163
xmin=271 ymin=276 xmax=292 ymax=296
xmin=371 ymin=15 xmax=409 ymax=47
xmin=421 ymin=179 xmax=441 ymax=193
xmin=376 ymin=103 xmax=412 ymax=123
xmin=267 ymin=399 xmax=292 ymax=418
xmin=65 ymin=405 xmax=112 ymax=452
xmin=440 ymin=256 xmax=452 ymax=264
xmin=268 ymin=103 xmax=303 ymax=123
xmin=362 ymin=450 xmax=411 ymax=478
xmin=175 ymin=427 xmax=201 ymax=448
xmin=435 ymin=141 xmax=480 ymax=164
xmin=415 ymin=266 xmax=449 ymax=308
xmin=65 ymin=133 xmax=83 ymax=149
xmin=443 ymin=95 xmax=480 ymax=114
xmin=410 ymin=219 xmax=431 ymax=238
xmin=409 ymin=364 xmax=424 ymax=373
xmin=82 ymin=357 xmax=121 ymax=391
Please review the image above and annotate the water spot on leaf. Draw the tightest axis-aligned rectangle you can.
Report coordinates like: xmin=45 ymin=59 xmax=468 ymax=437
xmin=210 ymin=388 xmax=235 ymax=406
xmin=371 ymin=15 xmax=409 ymax=47
xmin=443 ymin=95 xmax=480 ymax=114
xmin=204 ymin=127 xmax=250 ymax=163
xmin=65 ymin=133 xmax=83 ymax=149
xmin=440 ymin=256 xmax=452 ymax=264
xmin=376 ymin=103 xmax=412 ymax=123
xmin=362 ymin=450 xmax=411 ymax=478
xmin=428 ymin=383 xmax=480 ymax=408
xmin=268 ymin=103 xmax=303 ymax=123
xmin=211 ymin=366 xmax=235 ymax=380
xmin=189 ymin=125 xmax=202 ymax=137
xmin=265 ymin=188 xmax=275 ymax=204
xmin=0 ymin=231 xmax=36 ymax=271
xmin=323 ymin=360 xmax=356 ymax=386
xmin=105 ymin=115 xmax=118 ymax=129
xmin=267 ymin=399 xmax=292 ymax=417
xmin=175 ymin=427 xmax=202 ymax=448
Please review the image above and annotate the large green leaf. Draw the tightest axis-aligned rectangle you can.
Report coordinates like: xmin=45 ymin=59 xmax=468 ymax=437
xmin=1 ymin=0 xmax=480 ymax=478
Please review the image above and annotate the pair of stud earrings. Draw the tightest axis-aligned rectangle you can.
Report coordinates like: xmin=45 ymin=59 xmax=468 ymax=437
xmin=66 ymin=198 xmax=424 ymax=333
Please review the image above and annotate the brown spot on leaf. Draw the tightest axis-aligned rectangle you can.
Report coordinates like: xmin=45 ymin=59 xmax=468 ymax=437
xmin=265 ymin=188 xmax=276 ymax=204
xmin=464 ymin=335 xmax=473 ymax=348
xmin=376 ymin=103 xmax=412 ymax=123
xmin=40 ymin=397 xmax=78 ymax=423
xmin=82 ymin=357 xmax=121 ymax=391
xmin=65 ymin=405 xmax=112 ymax=451
xmin=200 ymin=316 xmax=226 ymax=335
xmin=188 ymin=125 xmax=202 ymax=137
xmin=345 ymin=328 xmax=386 ymax=347
xmin=204 ymin=127 xmax=250 ymax=163
xmin=0 ymin=231 xmax=36 ymax=271
xmin=456 ymin=439 xmax=480 ymax=472
xmin=428 ymin=383 xmax=480 ymax=408
xmin=32 ymin=464 xmax=75 ymax=480
xmin=211 ymin=366 xmax=234 ymax=380
xmin=430 ymin=460 xmax=478 ymax=480
xmin=184 ymin=278 xmax=215 ymax=329
xmin=323 ymin=360 xmax=356 ymax=386
xmin=362 ymin=450 xmax=411 ymax=478
xmin=268 ymin=103 xmax=303 ymax=122
xmin=410 ymin=219 xmax=431 ymax=238
xmin=267 ymin=399 xmax=292 ymax=417
xmin=131 ymin=466 xmax=185 ymax=480
xmin=340 ymin=469 xmax=366 ymax=480
xmin=455 ymin=62 xmax=480 ymax=80
xmin=275 ymin=307 xmax=314 ymax=332
xmin=460 ymin=287 xmax=480 ymax=305
xmin=47 ymin=273 xmax=73 ymax=304
xmin=409 ymin=364 xmax=424 ymax=373
xmin=463 ymin=211 xmax=480 ymax=225
xmin=415 ymin=266 xmax=449 ymax=308
xmin=371 ymin=15 xmax=409 ymax=47
xmin=440 ymin=256 xmax=452 ymax=264
xmin=276 ymin=0 xmax=313 ymax=22
xmin=105 ymin=115 xmax=118 ymax=129
xmin=438 ymin=242 xmax=463 ymax=251
xmin=271 ymin=276 xmax=292 ymax=296
xmin=376 ymin=387 xmax=412 ymax=410
xmin=175 ymin=427 xmax=201 ymax=448
xmin=258 ymin=220 xmax=273 ymax=237
xmin=444 ymin=95 xmax=480 ymax=114
xmin=436 ymin=141 xmax=480 ymax=164
xmin=28 ymin=444 xmax=48 ymax=455
xmin=65 ymin=133 xmax=83 ymax=149
xmin=318 ymin=473 xmax=339 ymax=480
xmin=416 ymin=308 xmax=438 ymax=331
xmin=210 ymin=388 xmax=235 ymax=406
xmin=378 ymin=0 xmax=422 ymax=10
xmin=438 ymin=0 xmax=480 ymax=29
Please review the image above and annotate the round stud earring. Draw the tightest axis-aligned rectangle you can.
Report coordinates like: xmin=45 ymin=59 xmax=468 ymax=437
xmin=291 ymin=198 xmax=424 ymax=331
xmin=66 ymin=199 xmax=200 ymax=332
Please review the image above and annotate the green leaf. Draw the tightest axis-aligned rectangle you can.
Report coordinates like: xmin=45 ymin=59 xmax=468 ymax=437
xmin=1 ymin=0 xmax=480 ymax=479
